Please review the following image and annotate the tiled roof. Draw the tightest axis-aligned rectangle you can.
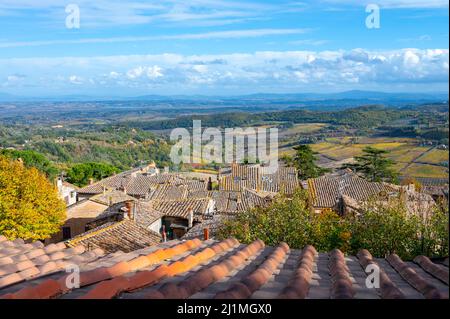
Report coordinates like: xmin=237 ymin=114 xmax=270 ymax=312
xmin=0 ymin=237 xmax=448 ymax=299
xmin=237 ymin=188 xmax=271 ymax=212
xmin=77 ymin=171 xmax=186 ymax=197
xmin=134 ymin=201 xmax=164 ymax=228
xmin=77 ymin=174 xmax=131 ymax=195
xmin=124 ymin=174 xmax=156 ymax=196
xmin=152 ymin=199 xmax=211 ymax=219
xmin=65 ymin=220 xmax=161 ymax=254
xmin=219 ymin=164 xmax=299 ymax=195
xmin=182 ymin=215 xmax=226 ymax=240
xmin=306 ymin=171 xmax=398 ymax=208
xmin=0 ymin=235 xmax=105 ymax=290
xmin=150 ymin=185 xmax=188 ymax=201
xmin=66 ymin=199 xmax=109 ymax=219
xmin=90 ymin=190 xmax=136 ymax=206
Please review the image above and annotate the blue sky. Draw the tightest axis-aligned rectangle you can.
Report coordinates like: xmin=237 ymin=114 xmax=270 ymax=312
xmin=0 ymin=0 xmax=448 ymax=97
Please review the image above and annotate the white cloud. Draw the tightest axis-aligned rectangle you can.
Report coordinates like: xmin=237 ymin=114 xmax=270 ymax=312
xmin=7 ymin=74 xmax=25 ymax=82
xmin=0 ymin=29 xmax=310 ymax=48
xmin=146 ymin=65 xmax=163 ymax=79
xmin=126 ymin=65 xmax=163 ymax=80
xmin=0 ymin=0 xmax=278 ymax=27
xmin=126 ymin=66 xmax=145 ymax=79
xmin=0 ymin=49 xmax=448 ymax=94
xmin=109 ymin=71 xmax=120 ymax=79
xmin=68 ymin=75 xmax=83 ymax=84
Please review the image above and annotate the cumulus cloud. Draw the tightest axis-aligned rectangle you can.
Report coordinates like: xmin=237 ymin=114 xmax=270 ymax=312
xmin=68 ymin=75 xmax=83 ymax=84
xmin=0 ymin=49 xmax=447 ymax=94
xmin=126 ymin=65 xmax=163 ymax=80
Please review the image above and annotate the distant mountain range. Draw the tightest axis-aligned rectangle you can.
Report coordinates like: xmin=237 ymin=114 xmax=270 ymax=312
xmin=1 ymin=90 xmax=448 ymax=101
xmin=0 ymin=90 xmax=448 ymax=107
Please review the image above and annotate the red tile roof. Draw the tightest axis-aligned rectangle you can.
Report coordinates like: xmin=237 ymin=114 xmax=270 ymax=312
xmin=0 ymin=235 xmax=448 ymax=299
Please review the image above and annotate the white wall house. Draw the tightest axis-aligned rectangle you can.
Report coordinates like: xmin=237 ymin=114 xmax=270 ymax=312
xmin=57 ymin=177 xmax=78 ymax=206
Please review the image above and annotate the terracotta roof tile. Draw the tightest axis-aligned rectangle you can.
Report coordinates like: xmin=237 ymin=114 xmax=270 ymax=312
xmin=0 ymin=236 xmax=448 ymax=299
xmin=414 ymin=255 xmax=449 ymax=285
xmin=387 ymin=254 xmax=446 ymax=299
xmin=278 ymin=245 xmax=317 ymax=299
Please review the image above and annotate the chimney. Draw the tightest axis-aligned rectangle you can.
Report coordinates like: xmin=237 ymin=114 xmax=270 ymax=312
xmin=56 ymin=176 xmax=63 ymax=190
xmin=203 ymin=228 xmax=209 ymax=240
xmin=188 ymin=209 xmax=194 ymax=228
xmin=89 ymin=178 xmax=94 ymax=185
xmin=125 ymin=201 xmax=134 ymax=220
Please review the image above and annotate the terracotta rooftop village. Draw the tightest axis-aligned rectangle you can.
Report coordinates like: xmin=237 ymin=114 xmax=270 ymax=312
xmin=0 ymin=162 xmax=448 ymax=299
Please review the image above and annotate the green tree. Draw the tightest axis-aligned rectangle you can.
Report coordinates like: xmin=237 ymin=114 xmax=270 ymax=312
xmin=420 ymin=202 xmax=449 ymax=258
xmin=66 ymin=162 xmax=120 ymax=187
xmin=218 ymin=188 xmax=448 ymax=259
xmin=343 ymin=147 xmax=397 ymax=183
xmin=217 ymin=189 xmax=349 ymax=253
xmin=347 ymin=199 xmax=421 ymax=259
xmin=0 ymin=155 xmax=66 ymax=240
xmin=288 ymin=145 xmax=329 ymax=180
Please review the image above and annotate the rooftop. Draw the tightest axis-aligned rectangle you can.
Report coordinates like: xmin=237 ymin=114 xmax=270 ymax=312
xmin=65 ymin=220 xmax=162 ymax=254
xmin=306 ymin=171 xmax=403 ymax=208
xmin=0 ymin=236 xmax=448 ymax=299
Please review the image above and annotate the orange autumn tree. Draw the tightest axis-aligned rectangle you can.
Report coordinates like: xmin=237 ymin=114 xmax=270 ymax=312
xmin=0 ymin=155 xmax=66 ymax=240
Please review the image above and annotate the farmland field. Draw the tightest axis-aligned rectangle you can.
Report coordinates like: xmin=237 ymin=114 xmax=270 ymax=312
xmin=387 ymin=146 xmax=431 ymax=163
xmin=416 ymin=149 xmax=449 ymax=164
xmin=403 ymin=164 xmax=449 ymax=178
xmin=300 ymin=136 xmax=448 ymax=179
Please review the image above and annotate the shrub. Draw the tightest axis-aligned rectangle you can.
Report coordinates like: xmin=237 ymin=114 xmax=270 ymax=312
xmin=217 ymin=188 xmax=449 ymax=259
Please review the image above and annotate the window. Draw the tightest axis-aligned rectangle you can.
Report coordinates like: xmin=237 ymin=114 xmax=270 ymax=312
xmin=62 ymin=227 xmax=71 ymax=240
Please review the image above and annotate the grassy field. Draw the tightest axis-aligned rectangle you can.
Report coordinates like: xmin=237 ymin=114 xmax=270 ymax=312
xmin=284 ymin=123 xmax=327 ymax=134
xmin=416 ymin=149 xmax=449 ymax=164
xmin=386 ymin=146 xmax=431 ymax=163
xmin=304 ymin=136 xmax=448 ymax=179
xmin=403 ymin=164 xmax=449 ymax=178
xmin=309 ymin=138 xmax=410 ymax=161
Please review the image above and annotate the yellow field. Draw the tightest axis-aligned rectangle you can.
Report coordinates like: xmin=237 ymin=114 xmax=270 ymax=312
xmin=403 ymin=164 xmax=449 ymax=178
xmin=285 ymin=123 xmax=327 ymax=134
xmin=387 ymin=146 xmax=431 ymax=163
xmin=310 ymin=138 xmax=408 ymax=161
xmin=416 ymin=149 xmax=449 ymax=164
xmin=304 ymin=136 xmax=448 ymax=179
xmin=193 ymin=169 xmax=219 ymax=174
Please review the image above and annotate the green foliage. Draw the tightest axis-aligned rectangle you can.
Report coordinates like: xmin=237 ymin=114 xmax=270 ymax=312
xmin=420 ymin=202 xmax=449 ymax=258
xmin=343 ymin=146 xmax=398 ymax=183
xmin=127 ymin=105 xmax=413 ymax=131
xmin=66 ymin=162 xmax=120 ymax=187
xmin=0 ymin=155 xmax=66 ymax=240
xmin=218 ymin=189 xmax=449 ymax=259
xmin=286 ymin=144 xmax=329 ymax=179
xmin=0 ymin=149 xmax=58 ymax=179
xmin=348 ymin=200 xmax=422 ymax=259
xmin=217 ymin=189 xmax=350 ymax=253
